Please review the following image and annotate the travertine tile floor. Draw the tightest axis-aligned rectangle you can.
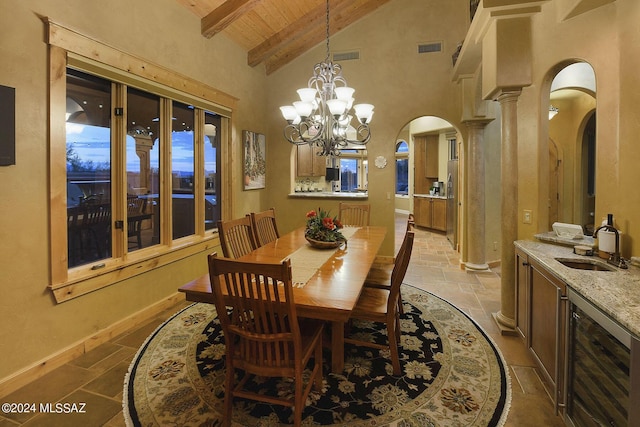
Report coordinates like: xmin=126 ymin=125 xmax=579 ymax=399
xmin=0 ymin=213 xmax=565 ymax=426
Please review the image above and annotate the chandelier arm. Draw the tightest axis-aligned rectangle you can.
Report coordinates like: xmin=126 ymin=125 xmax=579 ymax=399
xmin=345 ymin=124 xmax=372 ymax=145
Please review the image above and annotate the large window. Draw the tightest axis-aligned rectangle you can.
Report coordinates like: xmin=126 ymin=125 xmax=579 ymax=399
xmin=65 ymin=68 xmax=225 ymax=268
xmin=395 ymin=140 xmax=409 ymax=195
xmin=339 ymin=149 xmax=368 ymax=192
xmin=66 ymin=70 xmax=113 ymax=266
xmin=48 ymin=21 xmax=236 ymax=302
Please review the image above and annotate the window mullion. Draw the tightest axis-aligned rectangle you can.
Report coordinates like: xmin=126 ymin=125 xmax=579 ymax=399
xmin=194 ymin=109 xmax=205 ymax=236
xmin=158 ymin=98 xmax=173 ymax=244
xmin=111 ymin=83 xmax=127 ymax=256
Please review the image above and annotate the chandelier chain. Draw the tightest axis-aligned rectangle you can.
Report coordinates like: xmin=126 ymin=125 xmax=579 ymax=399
xmin=325 ymin=0 xmax=330 ymax=62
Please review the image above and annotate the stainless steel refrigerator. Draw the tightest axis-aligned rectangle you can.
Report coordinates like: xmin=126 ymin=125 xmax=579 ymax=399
xmin=446 ymin=159 xmax=458 ymax=249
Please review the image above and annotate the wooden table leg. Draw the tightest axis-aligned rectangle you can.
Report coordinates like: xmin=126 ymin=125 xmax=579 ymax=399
xmin=331 ymin=320 xmax=345 ymax=373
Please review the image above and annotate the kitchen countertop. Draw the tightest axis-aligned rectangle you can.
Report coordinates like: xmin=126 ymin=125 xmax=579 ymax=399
xmin=515 ymin=240 xmax=640 ymax=338
xmin=288 ymin=191 xmax=367 ymax=199
xmin=534 ymin=231 xmax=596 ymax=248
xmin=413 ymin=194 xmax=447 ymax=199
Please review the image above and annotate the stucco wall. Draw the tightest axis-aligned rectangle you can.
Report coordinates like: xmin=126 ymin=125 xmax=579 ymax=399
xmin=515 ymin=0 xmax=639 ymax=257
xmin=263 ymin=0 xmax=470 ymax=256
xmin=0 ymin=0 xmax=268 ymax=381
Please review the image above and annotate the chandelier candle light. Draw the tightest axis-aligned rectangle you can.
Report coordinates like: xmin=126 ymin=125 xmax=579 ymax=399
xmin=280 ymin=0 xmax=374 ymax=157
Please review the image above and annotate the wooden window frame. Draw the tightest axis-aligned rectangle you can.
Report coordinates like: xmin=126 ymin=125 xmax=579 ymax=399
xmin=46 ymin=19 xmax=237 ymax=303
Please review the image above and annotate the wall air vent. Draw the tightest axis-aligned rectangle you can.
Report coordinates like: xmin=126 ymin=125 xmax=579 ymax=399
xmin=332 ymin=51 xmax=360 ymax=62
xmin=418 ymin=42 xmax=443 ymax=54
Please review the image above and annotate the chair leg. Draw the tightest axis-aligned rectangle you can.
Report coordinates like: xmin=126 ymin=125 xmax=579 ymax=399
xmin=293 ymin=367 xmax=304 ymax=427
xmin=313 ymin=340 xmax=323 ymax=392
xmin=387 ymin=315 xmax=402 ymax=376
xmin=398 ymin=289 xmax=404 ymax=315
xmin=222 ymin=361 xmax=234 ymax=427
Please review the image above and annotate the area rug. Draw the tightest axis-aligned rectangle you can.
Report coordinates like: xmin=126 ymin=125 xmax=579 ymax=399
xmin=123 ymin=284 xmax=511 ymax=426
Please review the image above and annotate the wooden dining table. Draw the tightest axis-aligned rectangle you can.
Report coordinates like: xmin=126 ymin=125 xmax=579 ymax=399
xmin=179 ymin=225 xmax=387 ymax=373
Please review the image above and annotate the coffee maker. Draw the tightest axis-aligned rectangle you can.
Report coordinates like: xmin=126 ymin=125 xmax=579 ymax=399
xmin=432 ymin=181 xmax=444 ymax=196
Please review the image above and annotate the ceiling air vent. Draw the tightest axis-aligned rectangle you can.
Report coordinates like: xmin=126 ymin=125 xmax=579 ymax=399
xmin=332 ymin=51 xmax=360 ymax=62
xmin=418 ymin=42 xmax=443 ymax=54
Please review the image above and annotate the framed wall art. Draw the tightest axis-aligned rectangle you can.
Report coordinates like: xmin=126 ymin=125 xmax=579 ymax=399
xmin=242 ymin=130 xmax=266 ymax=190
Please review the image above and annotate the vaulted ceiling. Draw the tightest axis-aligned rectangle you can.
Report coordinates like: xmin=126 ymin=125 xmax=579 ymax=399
xmin=175 ymin=0 xmax=391 ymax=74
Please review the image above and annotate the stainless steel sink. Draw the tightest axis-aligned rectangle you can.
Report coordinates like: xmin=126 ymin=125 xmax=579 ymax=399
xmin=555 ymin=258 xmax=616 ymax=272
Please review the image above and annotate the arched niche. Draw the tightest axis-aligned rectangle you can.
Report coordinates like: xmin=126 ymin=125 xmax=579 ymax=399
xmin=546 ymin=62 xmax=596 ymax=232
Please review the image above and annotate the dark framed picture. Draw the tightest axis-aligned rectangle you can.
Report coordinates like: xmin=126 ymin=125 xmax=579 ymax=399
xmin=242 ymin=130 xmax=266 ymax=190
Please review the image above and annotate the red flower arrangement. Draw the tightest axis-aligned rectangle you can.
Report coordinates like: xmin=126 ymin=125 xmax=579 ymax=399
xmin=305 ymin=208 xmax=345 ymax=242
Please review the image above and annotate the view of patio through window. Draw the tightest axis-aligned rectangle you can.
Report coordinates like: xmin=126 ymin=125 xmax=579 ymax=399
xmin=65 ymin=67 xmax=223 ymax=269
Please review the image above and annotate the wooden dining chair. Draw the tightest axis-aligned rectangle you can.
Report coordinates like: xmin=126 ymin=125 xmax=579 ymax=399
xmin=127 ymin=196 xmax=148 ymax=249
xmin=365 ymin=213 xmax=415 ymax=313
xmin=338 ymin=202 xmax=371 ymax=227
xmin=207 ymin=253 xmax=324 ymax=427
xmin=217 ymin=216 xmax=258 ymax=258
xmin=345 ymin=230 xmax=415 ymax=376
xmin=250 ymin=207 xmax=280 ymax=247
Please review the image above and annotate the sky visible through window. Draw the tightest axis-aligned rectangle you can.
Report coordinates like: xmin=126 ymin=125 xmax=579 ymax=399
xmin=66 ymin=123 xmax=216 ymax=174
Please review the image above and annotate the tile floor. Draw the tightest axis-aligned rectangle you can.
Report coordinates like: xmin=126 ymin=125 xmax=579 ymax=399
xmin=0 ymin=213 xmax=566 ymax=426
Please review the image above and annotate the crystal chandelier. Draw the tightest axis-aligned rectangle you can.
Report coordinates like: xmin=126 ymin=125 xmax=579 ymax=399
xmin=279 ymin=0 xmax=374 ymax=156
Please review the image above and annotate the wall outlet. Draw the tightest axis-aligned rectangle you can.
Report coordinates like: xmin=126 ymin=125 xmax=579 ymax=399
xmin=523 ymin=209 xmax=532 ymax=224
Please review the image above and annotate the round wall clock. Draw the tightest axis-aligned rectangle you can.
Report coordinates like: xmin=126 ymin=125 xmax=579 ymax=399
xmin=374 ymin=155 xmax=387 ymax=169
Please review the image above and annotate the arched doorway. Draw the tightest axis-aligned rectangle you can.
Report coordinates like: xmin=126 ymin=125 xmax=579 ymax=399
xmin=396 ymin=116 xmax=459 ymax=249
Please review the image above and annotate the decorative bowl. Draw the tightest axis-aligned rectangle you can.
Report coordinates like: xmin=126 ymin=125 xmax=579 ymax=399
xmin=305 ymin=235 xmax=346 ymax=249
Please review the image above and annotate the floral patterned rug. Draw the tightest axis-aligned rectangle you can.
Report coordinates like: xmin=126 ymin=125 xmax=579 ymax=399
xmin=124 ymin=284 xmax=511 ymax=426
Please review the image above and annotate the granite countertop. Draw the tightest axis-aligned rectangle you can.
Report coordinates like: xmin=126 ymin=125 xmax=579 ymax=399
xmin=413 ymin=194 xmax=447 ymax=199
xmin=288 ymin=191 xmax=367 ymax=198
xmin=534 ymin=231 xmax=596 ymax=248
xmin=515 ymin=240 xmax=640 ymax=338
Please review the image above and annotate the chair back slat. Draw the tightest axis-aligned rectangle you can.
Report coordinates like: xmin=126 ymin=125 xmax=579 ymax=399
xmin=338 ymin=202 xmax=371 ymax=227
xmin=83 ymin=204 xmax=111 ymax=226
xmin=217 ymin=216 xmax=258 ymax=258
xmin=208 ymin=255 xmax=301 ymax=370
xmin=127 ymin=196 xmax=146 ymax=215
xmin=250 ymin=208 xmax=280 ymax=247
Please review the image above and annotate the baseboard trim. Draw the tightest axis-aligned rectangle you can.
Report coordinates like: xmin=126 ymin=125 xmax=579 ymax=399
xmin=0 ymin=292 xmax=185 ymax=398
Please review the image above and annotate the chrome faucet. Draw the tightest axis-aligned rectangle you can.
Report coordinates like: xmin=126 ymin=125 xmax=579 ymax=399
xmin=593 ymin=214 xmax=628 ymax=269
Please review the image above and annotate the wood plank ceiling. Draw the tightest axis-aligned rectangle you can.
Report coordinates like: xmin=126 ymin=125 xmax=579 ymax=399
xmin=175 ymin=0 xmax=391 ymax=74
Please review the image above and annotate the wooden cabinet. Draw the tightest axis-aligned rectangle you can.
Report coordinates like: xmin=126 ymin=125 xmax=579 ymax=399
xmin=296 ymin=144 xmax=326 ymax=177
xmin=414 ymin=197 xmax=446 ymax=231
xmin=415 ymin=197 xmax=432 ymax=228
xmin=431 ymin=198 xmax=446 ymax=230
xmin=414 ymin=135 xmax=439 ymax=194
xmin=515 ymin=247 xmax=530 ymax=341
xmin=515 ymin=249 xmax=567 ymax=410
xmin=425 ymin=136 xmax=439 ymax=178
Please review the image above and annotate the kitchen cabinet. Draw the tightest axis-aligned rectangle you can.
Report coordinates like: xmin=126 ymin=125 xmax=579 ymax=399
xmin=414 ymin=135 xmax=439 ymax=194
xmin=414 ymin=196 xmax=446 ymax=231
xmin=515 ymin=246 xmax=529 ymax=341
xmin=515 ymin=252 xmax=567 ymax=411
xmin=296 ymin=144 xmax=326 ymax=177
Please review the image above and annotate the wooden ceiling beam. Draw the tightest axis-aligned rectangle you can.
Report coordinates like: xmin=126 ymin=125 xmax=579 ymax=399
xmin=247 ymin=2 xmax=329 ymax=67
xmin=263 ymin=0 xmax=391 ymax=74
xmin=201 ymin=0 xmax=263 ymax=39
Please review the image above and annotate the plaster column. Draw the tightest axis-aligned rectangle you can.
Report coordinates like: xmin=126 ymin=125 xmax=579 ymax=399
xmin=463 ymin=120 xmax=490 ymax=271
xmin=494 ymin=90 xmax=521 ymax=333
xmin=133 ymin=134 xmax=154 ymax=191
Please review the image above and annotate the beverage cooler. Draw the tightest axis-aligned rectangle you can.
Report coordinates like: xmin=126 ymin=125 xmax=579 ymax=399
xmin=565 ymin=289 xmax=640 ymax=426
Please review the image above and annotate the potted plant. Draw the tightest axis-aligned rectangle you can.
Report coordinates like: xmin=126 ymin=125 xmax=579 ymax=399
xmin=304 ymin=208 xmax=346 ymax=248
